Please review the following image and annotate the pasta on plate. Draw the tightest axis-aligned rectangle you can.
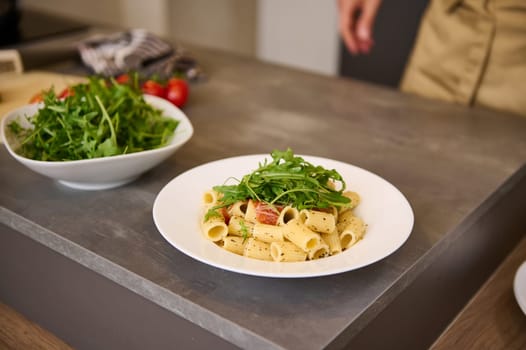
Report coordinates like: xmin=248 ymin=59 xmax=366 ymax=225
xmin=199 ymin=149 xmax=367 ymax=262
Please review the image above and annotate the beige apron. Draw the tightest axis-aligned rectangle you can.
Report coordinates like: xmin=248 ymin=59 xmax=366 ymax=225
xmin=400 ymin=0 xmax=526 ymax=117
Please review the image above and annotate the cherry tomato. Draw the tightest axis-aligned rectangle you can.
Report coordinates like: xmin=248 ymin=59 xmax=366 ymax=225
xmin=58 ymin=87 xmax=75 ymax=99
xmin=141 ymin=80 xmax=165 ymax=98
xmin=255 ymin=202 xmax=282 ymax=225
xmin=115 ymin=73 xmax=130 ymax=84
xmin=165 ymin=78 xmax=189 ymax=107
xmin=29 ymin=92 xmax=44 ymax=104
xmin=221 ymin=207 xmax=231 ymax=225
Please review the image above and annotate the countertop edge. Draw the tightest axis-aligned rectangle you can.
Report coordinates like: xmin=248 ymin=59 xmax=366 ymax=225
xmin=3 ymin=161 xmax=525 ymax=350
xmin=328 ymin=162 xmax=526 ymax=348
xmin=0 ymin=207 xmax=282 ymax=350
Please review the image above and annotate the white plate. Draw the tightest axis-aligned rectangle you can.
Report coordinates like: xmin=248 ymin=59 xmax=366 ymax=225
xmin=514 ymin=261 xmax=526 ymax=315
xmin=153 ymin=155 xmax=414 ymax=278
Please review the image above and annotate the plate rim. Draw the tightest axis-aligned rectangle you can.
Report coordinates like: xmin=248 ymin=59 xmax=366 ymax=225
xmin=513 ymin=260 xmax=526 ymax=315
xmin=153 ymin=153 xmax=415 ymax=278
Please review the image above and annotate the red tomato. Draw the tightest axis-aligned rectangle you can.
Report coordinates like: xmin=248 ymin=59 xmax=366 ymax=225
xmin=141 ymin=80 xmax=165 ymax=98
xmin=255 ymin=202 xmax=282 ymax=225
xmin=58 ymin=87 xmax=75 ymax=99
xmin=29 ymin=92 xmax=44 ymax=104
xmin=115 ymin=74 xmax=130 ymax=84
xmin=221 ymin=207 xmax=231 ymax=225
xmin=165 ymin=78 xmax=189 ymax=107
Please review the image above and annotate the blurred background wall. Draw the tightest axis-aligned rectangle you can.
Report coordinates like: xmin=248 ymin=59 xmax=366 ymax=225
xmin=18 ymin=0 xmax=428 ymax=86
xmin=19 ymin=0 xmax=169 ymax=37
xmin=19 ymin=0 xmax=339 ymax=75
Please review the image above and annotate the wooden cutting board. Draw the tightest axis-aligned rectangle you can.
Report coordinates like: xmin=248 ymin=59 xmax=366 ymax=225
xmin=0 ymin=71 xmax=85 ymax=118
xmin=0 ymin=71 xmax=85 ymax=144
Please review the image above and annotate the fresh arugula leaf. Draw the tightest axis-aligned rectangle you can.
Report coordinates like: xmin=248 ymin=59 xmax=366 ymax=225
xmin=239 ymin=218 xmax=250 ymax=242
xmin=205 ymin=149 xmax=350 ymax=220
xmin=8 ymin=76 xmax=179 ymax=161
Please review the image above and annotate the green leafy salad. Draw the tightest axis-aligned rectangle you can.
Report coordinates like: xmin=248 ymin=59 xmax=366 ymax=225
xmin=8 ymin=77 xmax=179 ymax=161
xmin=206 ymin=149 xmax=351 ymax=220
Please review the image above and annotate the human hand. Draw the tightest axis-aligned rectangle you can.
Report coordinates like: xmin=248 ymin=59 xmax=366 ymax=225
xmin=338 ymin=0 xmax=382 ymax=55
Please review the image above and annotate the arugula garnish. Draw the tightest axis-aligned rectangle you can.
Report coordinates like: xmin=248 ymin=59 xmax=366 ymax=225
xmin=239 ymin=218 xmax=250 ymax=241
xmin=8 ymin=76 xmax=179 ymax=161
xmin=205 ymin=149 xmax=350 ymax=221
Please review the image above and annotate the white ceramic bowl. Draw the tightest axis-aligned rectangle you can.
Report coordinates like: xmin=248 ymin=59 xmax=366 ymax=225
xmin=1 ymin=95 xmax=193 ymax=190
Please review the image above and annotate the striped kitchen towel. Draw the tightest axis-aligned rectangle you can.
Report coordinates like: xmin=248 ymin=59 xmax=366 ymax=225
xmin=78 ymin=29 xmax=204 ymax=81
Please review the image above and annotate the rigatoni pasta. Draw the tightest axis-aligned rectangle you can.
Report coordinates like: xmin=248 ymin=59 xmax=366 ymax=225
xmin=200 ymin=216 xmax=228 ymax=242
xmin=220 ymin=236 xmax=246 ymax=255
xmin=321 ymin=230 xmax=342 ymax=255
xmin=202 ymin=190 xmax=222 ymax=206
xmin=253 ymin=223 xmax=285 ymax=243
xmin=299 ymin=209 xmax=336 ymax=234
xmin=244 ymin=199 xmax=258 ymax=224
xmin=270 ymin=241 xmax=307 ymax=262
xmin=228 ymin=215 xmax=254 ymax=237
xmin=283 ymin=218 xmax=321 ymax=251
xmin=339 ymin=216 xmax=366 ymax=249
xmin=276 ymin=205 xmax=299 ymax=226
xmin=308 ymin=242 xmax=330 ymax=260
xmin=200 ymin=196 xmax=367 ymax=262
xmin=244 ymin=238 xmax=273 ymax=261
xmin=199 ymin=149 xmax=367 ymax=262
xmin=229 ymin=201 xmax=248 ymax=217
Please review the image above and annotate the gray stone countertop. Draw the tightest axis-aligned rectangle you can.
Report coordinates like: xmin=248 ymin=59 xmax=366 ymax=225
xmin=2 ymin=41 xmax=526 ymax=349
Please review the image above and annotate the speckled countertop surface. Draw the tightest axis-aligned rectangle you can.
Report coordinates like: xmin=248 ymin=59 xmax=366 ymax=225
xmin=2 ymin=36 xmax=526 ymax=349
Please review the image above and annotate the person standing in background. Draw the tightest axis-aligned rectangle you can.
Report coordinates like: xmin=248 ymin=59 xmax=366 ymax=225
xmin=338 ymin=0 xmax=526 ymax=117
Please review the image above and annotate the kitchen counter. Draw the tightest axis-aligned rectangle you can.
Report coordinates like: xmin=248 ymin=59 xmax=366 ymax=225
xmin=1 ymin=36 xmax=526 ymax=349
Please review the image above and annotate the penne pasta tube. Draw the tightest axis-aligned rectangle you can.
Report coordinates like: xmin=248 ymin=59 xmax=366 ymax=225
xmin=276 ymin=205 xmax=300 ymax=226
xmin=202 ymin=190 xmax=222 ymax=206
xmin=340 ymin=190 xmax=361 ymax=211
xmin=299 ymin=209 xmax=336 ymax=234
xmin=321 ymin=230 xmax=342 ymax=255
xmin=220 ymin=236 xmax=246 ymax=255
xmin=347 ymin=216 xmax=366 ymax=238
xmin=201 ymin=217 xmax=228 ymax=242
xmin=270 ymin=241 xmax=307 ymax=262
xmin=244 ymin=199 xmax=258 ymax=224
xmin=325 ymin=206 xmax=339 ymax=223
xmin=228 ymin=201 xmax=248 ymax=218
xmin=339 ymin=229 xmax=359 ymax=249
xmin=283 ymin=218 xmax=321 ymax=251
xmin=336 ymin=209 xmax=355 ymax=233
xmin=200 ymin=180 xmax=367 ymax=262
xmin=308 ymin=242 xmax=330 ymax=260
xmin=228 ymin=216 xmax=254 ymax=237
xmin=252 ymin=223 xmax=285 ymax=243
xmin=243 ymin=238 xmax=273 ymax=261
xmin=339 ymin=217 xmax=366 ymax=249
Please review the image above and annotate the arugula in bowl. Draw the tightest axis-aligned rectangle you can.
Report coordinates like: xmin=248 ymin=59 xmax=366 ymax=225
xmin=8 ymin=77 xmax=179 ymax=161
